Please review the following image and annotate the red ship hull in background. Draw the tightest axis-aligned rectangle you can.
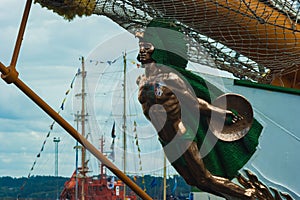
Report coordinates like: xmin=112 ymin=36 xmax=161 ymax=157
xmin=60 ymin=57 xmax=138 ymax=200
xmin=60 ymin=169 xmax=137 ymax=200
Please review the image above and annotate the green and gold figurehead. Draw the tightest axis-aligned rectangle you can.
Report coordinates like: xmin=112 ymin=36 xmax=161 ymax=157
xmin=137 ymin=19 xmax=262 ymax=179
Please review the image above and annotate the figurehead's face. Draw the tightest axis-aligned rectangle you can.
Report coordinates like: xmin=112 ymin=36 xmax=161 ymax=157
xmin=138 ymin=41 xmax=154 ymax=64
xmin=136 ymin=32 xmax=155 ymax=66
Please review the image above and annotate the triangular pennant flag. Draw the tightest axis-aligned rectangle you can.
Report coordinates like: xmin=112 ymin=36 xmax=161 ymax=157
xmin=150 ymin=178 xmax=158 ymax=188
xmin=70 ymin=75 xmax=76 ymax=89
xmin=50 ymin=122 xmax=54 ymax=130
xmin=172 ymin=177 xmax=177 ymax=194
xmin=60 ymin=98 xmax=66 ymax=110
xmin=111 ymin=121 xmax=116 ymax=138
xmin=40 ymin=145 xmax=44 ymax=152
xmin=109 ymin=138 xmax=115 ymax=162
xmin=77 ymin=68 xmax=81 ymax=75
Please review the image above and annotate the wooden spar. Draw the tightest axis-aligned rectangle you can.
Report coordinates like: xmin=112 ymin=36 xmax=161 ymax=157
xmin=10 ymin=0 xmax=32 ymax=69
xmin=0 ymin=61 xmax=152 ymax=200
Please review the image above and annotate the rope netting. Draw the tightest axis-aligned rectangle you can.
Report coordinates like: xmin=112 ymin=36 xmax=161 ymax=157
xmin=34 ymin=0 xmax=300 ymax=85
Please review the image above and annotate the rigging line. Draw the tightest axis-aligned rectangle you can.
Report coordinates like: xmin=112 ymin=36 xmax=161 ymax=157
xmin=99 ymin=70 xmax=124 ymax=75
xmin=213 ymin=0 xmax=300 ymax=32
xmin=95 ymin=89 xmax=123 ymax=96
xmin=241 ymin=0 xmax=265 ymax=24
xmin=253 ymin=108 xmax=300 ymax=143
xmin=27 ymin=69 xmax=79 ymax=175
xmin=127 ymin=69 xmax=140 ymax=117
xmin=34 ymin=120 xmax=76 ymax=177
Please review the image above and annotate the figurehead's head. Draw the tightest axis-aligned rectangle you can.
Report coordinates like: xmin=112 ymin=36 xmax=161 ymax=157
xmin=136 ymin=18 xmax=188 ymax=68
xmin=136 ymin=31 xmax=155 ymax=65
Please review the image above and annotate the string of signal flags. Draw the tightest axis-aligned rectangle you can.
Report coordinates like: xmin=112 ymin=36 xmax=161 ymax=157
xmin=20 ymin=55 xmax=140 ymax=191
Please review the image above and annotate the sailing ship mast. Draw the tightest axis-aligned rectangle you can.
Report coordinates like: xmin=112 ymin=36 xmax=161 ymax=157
xmin=79 ymin=56 xmax=87 ymax=200
xmin=100 ymin=135 xmax=105 ymax=179
xmin=163 ymin=154 xmax=167 ymax=200
xmin=122 ymin=51 xmax=167 ymax=199
xmin=122 ymin=52 xmax=168 ymax=199
xmin=59 ymin=55 xmax=141 ymax=200
xmin=122 ymin=52 xmax=127 ymax=199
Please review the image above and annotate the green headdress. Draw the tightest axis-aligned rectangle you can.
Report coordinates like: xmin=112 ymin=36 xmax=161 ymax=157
xmin=142 ymin=18 xmax=188 ymax=68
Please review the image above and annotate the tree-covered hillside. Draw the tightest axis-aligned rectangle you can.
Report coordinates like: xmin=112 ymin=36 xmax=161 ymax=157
xmin=0 ymin=175 xmax=191 ymax=199
xmin=0 ymin=176 xmax=67 ymax=199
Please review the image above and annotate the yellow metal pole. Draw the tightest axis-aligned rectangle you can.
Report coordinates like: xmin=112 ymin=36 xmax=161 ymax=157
xmin=0 ymin=61 xmax=152 ymax=200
